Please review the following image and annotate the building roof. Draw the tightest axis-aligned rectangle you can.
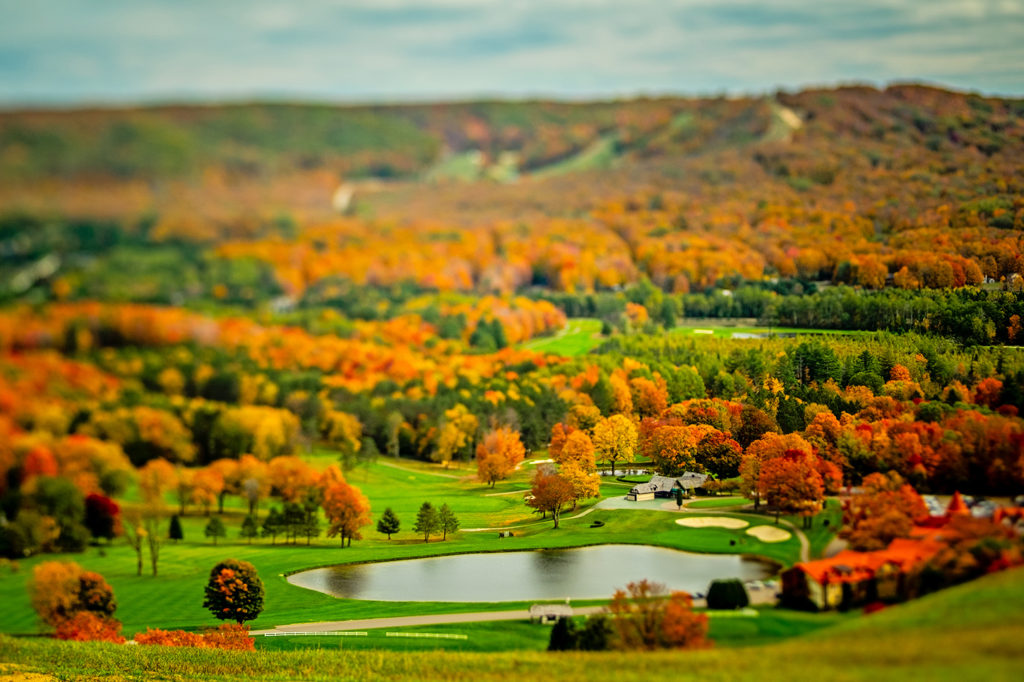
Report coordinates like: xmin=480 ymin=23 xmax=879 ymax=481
xmin=946 ymin=491 xmax=970 ymax=516
xmin=630 ymin=473 xmax=709 ymax=495
xmin=529 ymin=604 xmax=573 ymax=618
xmin=994 ymin=507 xmax=1024 ymax=525
xmin=788 ymin=537 xmax=943 ymax=585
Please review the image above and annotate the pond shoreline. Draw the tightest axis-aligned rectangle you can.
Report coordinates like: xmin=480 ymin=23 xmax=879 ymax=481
xmin=279 ymin=540 xmax=785 ymax=580
xmin=286 ymin=544 xmax=780 ymax=603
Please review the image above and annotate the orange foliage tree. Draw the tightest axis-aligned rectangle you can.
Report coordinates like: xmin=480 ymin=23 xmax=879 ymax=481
xmin=641 ymin=422 xmax=708 ymax=476
xmin=30 ymin=561 xmax=117 ymax=629
xmin=740 ymin=432 xmax=817 ymax=510
xmin=758 ymin=449 xmax=826 ymax=527
xmin=548 ymin=422 xmax=577 ymax=461
xmin=321 ymin=481 xmax=372 ymax=548
xmin=475 ymin=427 xmax=526 ymax=488
xmin=558 ymin=430 xmax=600 ymax=507
xmin=841 ymin=471 xmax=928 ymax=551
xmin=606 ymin=579 xmax=709 ymax=651
xmin=526 ymin=468 xmax=575 ymax=529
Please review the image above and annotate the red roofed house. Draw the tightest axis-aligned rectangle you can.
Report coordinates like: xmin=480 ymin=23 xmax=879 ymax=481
xmin=781 ymin=538 xmax=943 ymax=611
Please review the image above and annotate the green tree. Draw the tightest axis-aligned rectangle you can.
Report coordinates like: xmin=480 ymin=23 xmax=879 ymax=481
xmin=577 ymin=614 xmax=612 ymax=651
xmin=202 ymin=559 xmax=264 ymax=625
xmin=261 ymin=507 xmax=284 ymax=544
xmin=548 ymin=617 xmax=578 ymax=651
xmin=674 ymin=488 xmax=683 ymax=509
xmin=240 ymin=515 xmax=259 ymax=544
xmin=33 ymin=476 xmax=88 ymax=552
xmin=705 ymin=579 xmax=750 ymax=610
xmin=438 ymin=503 xmax=460 ymax=541
xmin=413 ymin=502 xmax=440 ymax=543
xmin=168 ymin=515 xmax=184 ymax=543
xmin=377 ymin=507 xmax=401 ymax=539
xmin=204 ymin=517 xmax=226 ymax=545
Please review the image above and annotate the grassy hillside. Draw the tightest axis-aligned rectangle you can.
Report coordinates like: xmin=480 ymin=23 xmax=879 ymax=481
xmin=1 ymin=566 xmax=1021 ymax=680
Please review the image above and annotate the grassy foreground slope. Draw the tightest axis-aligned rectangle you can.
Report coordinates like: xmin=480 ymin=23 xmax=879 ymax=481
xmin=2 ymin=567 xmax=1021 ymax=681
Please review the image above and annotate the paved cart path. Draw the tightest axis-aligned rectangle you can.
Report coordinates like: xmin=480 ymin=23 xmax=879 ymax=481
xmin=251 ymin=607 xmax=607 ymax=635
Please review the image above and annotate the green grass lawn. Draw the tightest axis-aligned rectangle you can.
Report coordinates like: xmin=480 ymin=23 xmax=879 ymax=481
xmin=3 ymin=568 xmax=1021 ymax=680
xmin=686 ymin=497 xmax=750 ymax=509
xmin=256 ymin=620 xmax=549 ymax=653
xmin=0 ymin=455 xmax=817 ymax=637
xmin=782 ymin=498 xmax=843 ymax=559
xmin=520 ymin=319 xmax=603 ymax=356
xmin=253 ymin=606 xmax=852 ymax=653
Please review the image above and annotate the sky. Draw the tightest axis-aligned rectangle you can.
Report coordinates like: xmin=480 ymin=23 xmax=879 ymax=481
xmin=1 ymin=0 xmax=1022 ymax=105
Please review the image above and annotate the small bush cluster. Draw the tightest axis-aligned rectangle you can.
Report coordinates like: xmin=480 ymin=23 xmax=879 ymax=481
xmin=55 ymin=612 xmax=125 ymax=643
xmin=135 ymin=624 xmax=254 ymax=651
xmin=706 ymin=579 xmax=750 ymax=610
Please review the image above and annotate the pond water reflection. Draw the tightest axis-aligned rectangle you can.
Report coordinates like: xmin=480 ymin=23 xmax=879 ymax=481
xmin=287 ymin=544 xmax=775 ymax=602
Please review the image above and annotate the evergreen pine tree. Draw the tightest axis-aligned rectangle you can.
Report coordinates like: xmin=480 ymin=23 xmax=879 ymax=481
xmin=168 ymin=514 xmax=184 ymax=543
xmin=261 ymin=507 xmax=283 ymax=544
xmin=204 ymin=516 xmax=226 ymax=545
xmin=377 ymin=507 xmax=401 ymax=539
xmin=240 ymin=514 xmax=259 ymax=544
xmin=438 ymin=503 xmax=460 ymax=540
xmin=412 ymin=502 xmax=440 ymax=543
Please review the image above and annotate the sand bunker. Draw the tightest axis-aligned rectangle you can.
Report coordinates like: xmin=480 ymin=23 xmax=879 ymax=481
xmin=675 ymin=517 xmax=749 ymax=529
xmin=745 ymin=526 xmax=792 ymax=543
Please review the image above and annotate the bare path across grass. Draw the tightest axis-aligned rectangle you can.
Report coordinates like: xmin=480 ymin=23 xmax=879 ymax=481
xmin=376 ymin=459 xmax=461 ymax=479
xmin=250 ymin=598 xmax=769 ymax=636
xmin=251 ymin=607 xmax=607 ymax=635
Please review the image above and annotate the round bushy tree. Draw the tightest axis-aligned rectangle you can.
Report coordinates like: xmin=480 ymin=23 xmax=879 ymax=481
xmin=202 ymin=559 xmax=264 ymax=624
xmin=705 ymin=578 xmax=750 ymax=610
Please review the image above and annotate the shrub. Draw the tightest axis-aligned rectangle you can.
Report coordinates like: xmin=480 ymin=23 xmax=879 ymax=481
xmin=706 ymin=578 xmax=750 ymax=610
xmin=202 ymin=623 xmax=255 ymax=651
xmin=203 ymin=559 xmax=264 ymax=624
xmin=547 ymin=617 xmax=577 ymax=651
xmin=55 ymin=612 xmax=125 ymax=643
xmin=134 ymin=624 xmax=253 ymax=650
xmin=30 ymin=561 xmax=117 ymax=627
xmin=135 ymin=627 xmax=205 ymax=648
xmin=577 ymin=614 xmax=612 ymax=651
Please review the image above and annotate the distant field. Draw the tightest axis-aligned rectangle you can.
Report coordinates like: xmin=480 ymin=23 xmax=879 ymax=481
xmin=530 ymin=135 xmax=620 ymax=179
xmin=521 ymin=319 xmax=603 ymax=356
xmin=670 ymin=324 xmax=869 ymax=338
xmin=522 ymin=319 xmax=868 ymax=358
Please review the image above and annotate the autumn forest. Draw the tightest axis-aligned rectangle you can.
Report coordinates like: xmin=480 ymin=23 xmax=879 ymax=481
xmin=1 ymin=82 xmax=1024 ymax=679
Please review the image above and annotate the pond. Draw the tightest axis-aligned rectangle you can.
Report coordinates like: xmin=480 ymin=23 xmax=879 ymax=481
xmin=287 ymin=544 xmax=776 ymax=602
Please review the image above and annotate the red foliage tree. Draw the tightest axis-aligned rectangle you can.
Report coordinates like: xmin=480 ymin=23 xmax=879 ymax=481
xmin=841 ymin=471 xmax=928 ymax=551
xmin=606 ymin=579 xmax=709 ymax=650
xmin=526 ymin=469 xmax=575 ymax=529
